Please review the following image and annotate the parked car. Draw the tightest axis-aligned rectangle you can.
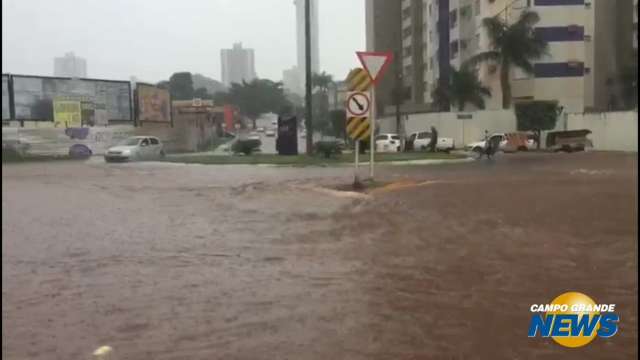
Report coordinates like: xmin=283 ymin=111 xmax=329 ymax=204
xmin=406 ymin=131 xmax=455 ymax=152
xmin=546 ymin=129 xmax=593 ymax=153
xmin=105 ymin=136 xmax=165 ymax=162
xmin=248 ymin=132 xmax=261 ymax=141
xmin=375 ymin=133 xmax=402 ymax=153
xmin=257 ymin=127 xmax=266 ymax=133
xmin=465 ymin=132 xmax=536 ymax=155
xmin=265 ymin=129 xmax=276 ymax=137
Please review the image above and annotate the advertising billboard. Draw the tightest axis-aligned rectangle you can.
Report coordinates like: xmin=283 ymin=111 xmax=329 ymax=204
xmin=53 ymin=99 xmax=82 ymax=127
xmin=11 ymin=75 xmax=132 ymax=124
xmin=136 ymin=83 xmax=171 ymax=123
xmin=2 ymin=75 xmax=10 ymax=120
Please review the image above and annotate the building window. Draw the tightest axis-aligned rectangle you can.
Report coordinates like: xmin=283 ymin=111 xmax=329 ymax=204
xmin=534 ymin=0 xmax=585 ymax=6
xmin=429 ymin=30 xmax=433 ymax=42
xmin=450 ymin=41 xmax=459 ymax=59
xmin=534 ymin=62 xmax=585 ymax=78
xmin=475 ymin=0 xmax=481 ymax=15
xmin=403 ymin=26 xmax=412 ymax=39
xmin=450 ymin=10 xmax=458 ymax=29
xmin=404 ymin=46 xmax=412 ymax=58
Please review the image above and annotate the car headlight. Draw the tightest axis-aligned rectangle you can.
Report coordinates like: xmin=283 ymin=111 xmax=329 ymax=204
xmin=122 ymin=149 xmax=132 ymax=155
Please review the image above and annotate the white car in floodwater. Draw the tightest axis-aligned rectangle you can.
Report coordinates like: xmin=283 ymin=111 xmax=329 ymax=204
xmin=375 ymin=133 xmax=402 ymax=153
xmin=104 ymin=136 xmax=165 ymax=162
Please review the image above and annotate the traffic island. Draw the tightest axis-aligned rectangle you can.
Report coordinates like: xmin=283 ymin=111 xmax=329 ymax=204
xmin=161 ymin=152 xmax=468 ymax=167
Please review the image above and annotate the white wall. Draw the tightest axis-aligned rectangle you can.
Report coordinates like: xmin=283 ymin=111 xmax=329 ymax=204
xmin=379 ymin=110 xmax=638 ymax=152
xmin=567 ymin=111 xmax=638 ymax=152
xmin=378 ymin=110 xmax=517 ymax=147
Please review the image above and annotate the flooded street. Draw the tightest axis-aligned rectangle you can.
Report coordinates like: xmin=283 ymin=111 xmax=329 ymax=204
xmin=2 ymin=152 xmax=638 ymax=359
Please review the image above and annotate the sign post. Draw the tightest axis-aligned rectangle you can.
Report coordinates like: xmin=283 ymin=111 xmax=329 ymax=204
xmin=345 ymin=68 xmax=374 ymax=184
xmin=356 ymin=51 xmax=394 ymax=181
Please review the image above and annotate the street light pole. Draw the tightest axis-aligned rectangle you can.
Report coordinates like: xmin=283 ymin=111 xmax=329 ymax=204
xmin=304 ymin=0 xmax=313 ymax=155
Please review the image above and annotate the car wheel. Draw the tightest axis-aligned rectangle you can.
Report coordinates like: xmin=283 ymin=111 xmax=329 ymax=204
xmin=471 ymin=147 xmax=484 ymax=160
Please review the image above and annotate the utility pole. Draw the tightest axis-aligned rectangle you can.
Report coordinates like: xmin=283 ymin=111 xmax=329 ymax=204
xmin=304 ymin=0 xmax=313 ymax=155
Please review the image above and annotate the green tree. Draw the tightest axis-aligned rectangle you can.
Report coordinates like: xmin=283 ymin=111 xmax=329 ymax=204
xmin=515 ymin=101 xmax=561 ymax=150
xmin=169 ymin=72 xmax=195 ymax=100
xmin=329 ymin=109 xmax=347 ymax=140
xmin=193 ymin=87 xmax=213 ymax=100
xmin=465 ymin=10 xmax=548 ymax=109
xmin=433 ymin=68 xmax=491 ymax=111
xmin=218 ymin=79 xmax=290 ymax=129
xmin=312 ymin=72 xmax=334 ymax=136
xmin=619 ymin=51 xmax=638 ymax=110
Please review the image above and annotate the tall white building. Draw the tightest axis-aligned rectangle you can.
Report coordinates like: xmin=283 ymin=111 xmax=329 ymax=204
xmin=420 ymin=0 xmax=634 ymax=112
xmin=294 ymin=0 xmax=320 ymax=90
xmin=634 ymin=0 xmax=638 ymax=50
xmin=220 ymin=43 xmax=257 ymax=87
xmin=282 ymin=66 xmax=303 ymax=96
xmin=53 ymin=52 xmax=87 ymax=78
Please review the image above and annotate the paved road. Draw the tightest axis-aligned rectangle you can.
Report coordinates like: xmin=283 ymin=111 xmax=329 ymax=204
xmin=2 ymin=152 xmax=637 ymax=359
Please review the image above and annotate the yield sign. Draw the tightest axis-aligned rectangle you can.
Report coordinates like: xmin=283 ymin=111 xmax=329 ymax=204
xmin=356 ymin=51 xmax=394 ymax=85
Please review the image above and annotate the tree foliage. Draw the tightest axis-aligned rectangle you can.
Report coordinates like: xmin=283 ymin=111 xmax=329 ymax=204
xmin=619 ymin=52 xmax=638 ymax=110
xmin=465 ymin=10 xmax=548 ymax=109
xmin=433 ymin=68 xmax=491 ymax=112
xmin=168 ymin=72 xmax=195 ymax=100
xmin=515 ymin=101 xmax=560 ymax=149
xmin=214 ymin=79 xmax=290 ymax=129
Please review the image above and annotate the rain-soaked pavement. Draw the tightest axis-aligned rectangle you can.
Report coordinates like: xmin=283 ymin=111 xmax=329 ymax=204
xmin=2 ymin=152 xmax=638 ymax=359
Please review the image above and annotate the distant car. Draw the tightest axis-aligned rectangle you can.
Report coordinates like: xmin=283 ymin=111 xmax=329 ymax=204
xmin=466 ymin=132 xmax=536 ymax=155
xmin=406 ymin=131 xmax=455 ymax=152
xmin=257 ymin=127 xmax=266 ymax=133
xmin=375 ymin=133 xmax=402 ymax=153
xmin=265 ymin=129 xmax=276 ymax=137
xmin=105 ymin=136 xmax=165 ymax=162
xmin=248 ymin=132 xmax=261 ymax=141
xmin=271 ymin=120 xmax=278 ymax=126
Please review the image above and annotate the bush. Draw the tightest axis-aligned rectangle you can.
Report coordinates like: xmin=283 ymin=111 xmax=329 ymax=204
xmin=231 ymin=139 xmax=261 ymax=155
xmin=314 ymin=140 xmax=343 ymax=159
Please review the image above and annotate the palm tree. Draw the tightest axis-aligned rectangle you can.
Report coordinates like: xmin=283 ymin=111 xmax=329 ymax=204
xmin=312 ymin=71 xmax=334 ymax=93
xmin=465 ymin=10 xmax=548 ymax=109
xmin=312 ymin=72 xmax=334 ymax=136
xmin=434 ymin=68 xmax=491 ymax=111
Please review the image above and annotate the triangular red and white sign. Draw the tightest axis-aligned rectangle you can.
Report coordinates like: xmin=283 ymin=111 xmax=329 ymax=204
xmin=356 ymin=51 xmax=394 ymax=85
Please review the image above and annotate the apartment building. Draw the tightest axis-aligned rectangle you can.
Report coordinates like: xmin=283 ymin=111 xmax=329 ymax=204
xmin=53 ymin=52 xmax=87 ymax=78
xmin=422 ymin=0 xmax=634 ymax=112
xmin=634 ymin=0 xmax=638 ymax=49
xmin=365 ymin=0 xmax=403 ymax=114
xmin=220 ymin=43 xmax=257 ymax=87
xmin=401 ymin=0 xmax=426 ymax=105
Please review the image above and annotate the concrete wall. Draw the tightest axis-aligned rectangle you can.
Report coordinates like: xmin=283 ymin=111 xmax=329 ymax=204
xmin=378 ymin=110 xmax=517 ymax=147
xmin=565 ymin=111 xmax=638 ymax=152
xmin=379 ymin=110 xmax=638 ymax=152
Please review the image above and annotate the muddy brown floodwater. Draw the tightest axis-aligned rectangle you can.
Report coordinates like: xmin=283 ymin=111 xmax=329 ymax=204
xmin=2 ymin=152 xmax=638 ymax=359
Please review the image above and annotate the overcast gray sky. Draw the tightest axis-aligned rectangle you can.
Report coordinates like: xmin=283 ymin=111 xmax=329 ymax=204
xmin=2 ymin=0 xmax=365 ymax=83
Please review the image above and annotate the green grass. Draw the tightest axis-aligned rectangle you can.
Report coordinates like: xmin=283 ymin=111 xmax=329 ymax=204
xmin=2 ymin=153 xmax=78 ymax=163
xmin=162 ymin=152 xmax=466 ymax=166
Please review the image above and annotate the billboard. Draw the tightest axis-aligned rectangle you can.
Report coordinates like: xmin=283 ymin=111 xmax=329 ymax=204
xmin=2 ymin=75 xmax=10 ymax=120
xmin=11 ymin=75 xmax=132 ymax=124
xmin=53 ymin=99 xmax=82 ymax=127
xmin=137 ymin=84 xmax=171 ymax=123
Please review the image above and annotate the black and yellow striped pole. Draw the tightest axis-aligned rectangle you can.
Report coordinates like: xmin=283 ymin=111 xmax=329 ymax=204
xmin=345 ymin=68 xmax=373 ymax=183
